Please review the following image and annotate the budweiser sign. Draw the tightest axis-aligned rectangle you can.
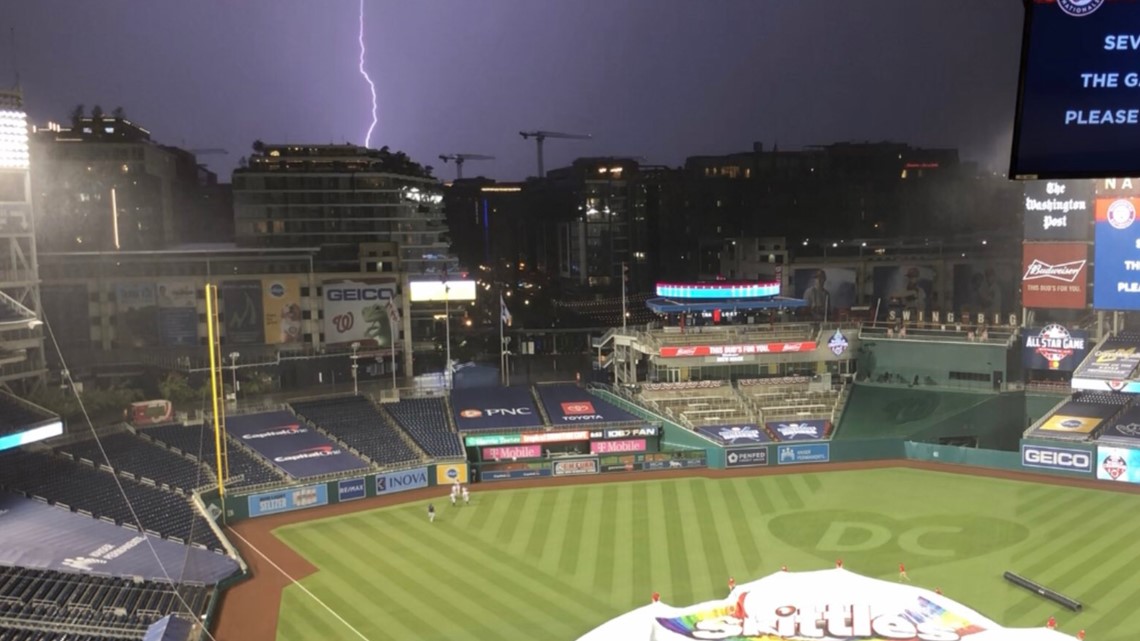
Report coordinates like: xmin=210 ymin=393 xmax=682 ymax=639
xmin=1023 ymin=259 xmax=1086 ymax=283
xmin=659 ymin=342 xmax=818 ymax=358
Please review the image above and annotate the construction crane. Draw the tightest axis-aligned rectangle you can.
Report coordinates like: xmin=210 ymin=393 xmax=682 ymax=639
xmin=438 ymin=153 xmax=495 ymax=180
xmin=518 ymin=130 xmax=591 ymax=178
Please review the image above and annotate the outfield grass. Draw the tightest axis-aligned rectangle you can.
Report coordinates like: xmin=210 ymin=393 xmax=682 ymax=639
xmin=273 ymin=468 xmax=1140 ymax=640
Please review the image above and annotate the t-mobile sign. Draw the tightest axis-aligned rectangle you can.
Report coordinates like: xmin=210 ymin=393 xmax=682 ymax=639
xmin=590 ymin=439 xmax=647 ymax=454
xmin=482 ymin=445 xmax=542 ymax=460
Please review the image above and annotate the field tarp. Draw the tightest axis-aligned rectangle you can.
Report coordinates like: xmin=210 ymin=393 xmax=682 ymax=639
xmin=0 ymin=493 xmax=238 ymax=584
xmin=450 ymin=386 xmax=545 ymax=431
xmin=226 ymin=411 xmax=370 ymax=478
xmin=578 ymin=568 xmax=1075 ymax=641
xmin=535 ymin=384 xmax=640 ymax=425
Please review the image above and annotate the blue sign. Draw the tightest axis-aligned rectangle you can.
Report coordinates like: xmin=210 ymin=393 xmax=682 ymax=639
xmin=766 ymin=420 xmax=829 ymax=442
xmin=696 ymin=424 xmax=770 ymax=445
xmin=726 ymin=447 xmax=769 ymax=468
xmin=1094 ymin=197 xmax=1140 ymax=310
xmin=1021 ymin=444 xmax=1093 ymax=474
xmin=1012 ymin=1 xmax=1140 ymax=178
xmin=776 ymin=443 xmax=830 ymax=465
xmin=248 ymin=484 xmax=329 ymax=518
xmin=375 ymin=467 xmax=429 ymax=496
xmin=337 ymin=477 xmax=366 ymax=502
xmin=482 ymin=468 xmax=552 ymax=482
xmin=450 ymin=387 xmax=544 ymax=431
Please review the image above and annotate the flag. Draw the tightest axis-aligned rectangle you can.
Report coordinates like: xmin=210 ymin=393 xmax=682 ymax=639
xmin=385 ymin=298 xmax=400 ymax=330
xmin=500 ymin=295 xmax=512 ymax=327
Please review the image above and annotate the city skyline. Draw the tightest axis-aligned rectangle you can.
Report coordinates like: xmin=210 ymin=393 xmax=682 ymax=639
xmin=4 ymin=0 xmax=1023 ymax=181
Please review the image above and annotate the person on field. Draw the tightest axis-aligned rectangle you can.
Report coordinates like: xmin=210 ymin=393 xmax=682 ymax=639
xmin=1046 ymin=616 xmax=1056 ymax=630
xmin=727 ymin=577 xmax=735 ymax=593
xmin=462 ymin=486 xmax=470 ymax=505
xmin=427 ymin=503 xmax=436 ymax=523
xmin=450 ymin=490 xmax=457 ymax=506
xmin=898 ymin=562 xmax=910 ymax=582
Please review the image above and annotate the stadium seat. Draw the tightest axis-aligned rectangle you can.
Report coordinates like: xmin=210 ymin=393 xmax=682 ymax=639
xmin=140 ymin=423 xmax=286 ymax=488
xmin=0 ymin=450 xmax=224 ymax=552
xmin=0 ymin=564 xmax=209 ymax=639
xmin=384 ymin=397 xmax=464 ymax=458
xmin=56 ymin=431 xmax=211 ymax=493
xmin=291 ymin=396 xmax=422 ymax=467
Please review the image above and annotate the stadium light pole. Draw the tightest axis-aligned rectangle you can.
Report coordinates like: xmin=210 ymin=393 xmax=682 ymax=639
xmin=444 ymin=281 xmax=452 ymax=390
xmin=228 ymin=352 xmax=240 ymax=401
xmin=350 ymin=341 xmax=361 ymax=396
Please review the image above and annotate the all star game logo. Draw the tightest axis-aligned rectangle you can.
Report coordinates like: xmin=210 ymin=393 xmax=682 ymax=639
xmin=1057 ymin=0 xmax=1105 ymax=17
xmin=1024 ymin=324 xmax=1085 ymax=370
xmin=1103 ymin=454 xmax=1127 ymax=480
xmin=827 ymin=329 xmax=849 ymax=356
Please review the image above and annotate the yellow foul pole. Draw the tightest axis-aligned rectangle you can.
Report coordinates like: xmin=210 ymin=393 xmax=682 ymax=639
xmin=205 ymin=284 xmax=226 ymax=497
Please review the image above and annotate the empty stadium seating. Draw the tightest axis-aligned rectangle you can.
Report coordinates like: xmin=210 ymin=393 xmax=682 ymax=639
xmin=139 ymin=423 xmax=286 ymax=488
xmin=384 ymin=398 xmax=463 ymax=458
xmin=738 ymin=376 xmax=841 ymax=424
xmin=291 ymin=396 xmax=421 ymax=466
xmin=638 ymin=380 xmax=753 ymax=428
xmin=56 ymin=432 xmax=209 ymax=493
xmin=0 ymin=565 xmax=209 ymax=638
xmin=0 ymin=393 xmax=55 ymax=435
xmin=0 ymin=451 xmax=223 ymax=552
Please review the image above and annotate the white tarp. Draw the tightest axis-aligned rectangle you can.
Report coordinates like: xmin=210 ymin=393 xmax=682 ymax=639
xmin=577 ymin=569 xmax=1075 ymax=641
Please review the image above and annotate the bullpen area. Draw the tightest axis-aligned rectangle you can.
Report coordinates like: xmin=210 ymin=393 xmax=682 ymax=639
xmin=216 ymin=463 xmax=1140 ymax=641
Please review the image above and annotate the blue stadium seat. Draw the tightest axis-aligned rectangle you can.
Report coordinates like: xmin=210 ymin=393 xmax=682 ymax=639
xmin=291 ymin=396 xmax=421 ymax=466
xmin=140 ymin=423 xmax=286 ymax=488
xmin=56 ymin=432 xmax=211 ymax=492
xmin=384 ymin=397 xmax=464 ymax=458
xmin=0 ymin=564 xmax=209 ymax=639
xmin=0 ymin=450 xmax=223 ymax=552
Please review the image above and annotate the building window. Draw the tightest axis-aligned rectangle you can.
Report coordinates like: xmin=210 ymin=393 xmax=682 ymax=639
xmin=948 ymin=371 xmax=991 ymax=382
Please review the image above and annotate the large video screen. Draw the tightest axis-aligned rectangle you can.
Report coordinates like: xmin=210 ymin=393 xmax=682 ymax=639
xmin=1011 ymin=0 xmax=1140 ymax=179
xmin=1093 ymin=197 xmax=1140 ymax=310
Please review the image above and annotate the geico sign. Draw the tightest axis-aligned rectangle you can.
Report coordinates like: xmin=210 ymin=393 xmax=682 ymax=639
xmin=1023 ymin=447 xmax=1091 ymax=472
xmin=326 ymin=288 xmax=394 ymax=302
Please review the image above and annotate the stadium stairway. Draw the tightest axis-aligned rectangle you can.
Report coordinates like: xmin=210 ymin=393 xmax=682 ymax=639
xmin=373 ymin=399 xmax=430 ymax=461
xmin=530 ymin=385 xmax=554 ymax=426
xmin=442 ymin=395 xmax=460 ymax=433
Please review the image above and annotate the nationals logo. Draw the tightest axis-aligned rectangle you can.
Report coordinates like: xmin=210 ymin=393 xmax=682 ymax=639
xmin=1103 ymin=454 xmax=1127 ymax=480
xmin=332 ymin=312 xmax=354 ymax=333
xmin=1057 ymin=0 xmax=1105 ymax=17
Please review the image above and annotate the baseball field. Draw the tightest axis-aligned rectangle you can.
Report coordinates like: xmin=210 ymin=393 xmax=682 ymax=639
xmin=259 ymin=466 xmax=1140 ymax=641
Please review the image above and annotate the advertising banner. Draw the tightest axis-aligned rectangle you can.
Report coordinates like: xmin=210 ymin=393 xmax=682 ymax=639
xmin=220 ymin=280 xmax=264 ymax=345
xmin=659 ymin=342 xmax=817 ymax=358
xmin=1021 ymin=243 xmax=1088 ymax=309
xmin=776 ymin=443 xmax=830 ymax=465
xmin=1099 ymin=407 xmax=1140 ymax=442
xmin=535 ymin=385 xmax=639 ymax=424
xmin=792 ymin=267 xmax=857 ymax=316
xmin=552 ymin=459 xmax=600 ymax=477
xmin=226 ymin=411 xmax=370 ymax=478
xmin=451 ymin=387 xmax=544 ymax=430
xmin=590 ymin=439 xmax=647 ymax=455
xmin=1097 ymin=445 xmax=1140 ymax=484
xmin=39 ymin=284 xmax=90 ymax=348
xmin=1020 ymin=444 xmax=1093 ymax=474
xmin=1022 ymin=180 xmax=1093 ymax=240
xmin=262 ymin=277 xmax=302 ymax=345
xmin=156 ymin=281 xmax=198 ymax=347
xmin=322 ymin=278 xmax=398 ymax=347
xmin=766 ymin=420 xmax=829 ymax=442
xmin=337 ymin=478 xmax=366 ymax=502
xmin=1022 ymin=325 xmax=1090 ymax=371
xmin=435 ymin=463 xmax=469 ymax=485
xmin=520 ymin=431 xmax=591 ymax=444
xmin=1073 ymin=346 xmax=1140 ymax=380
xmin=375 ymin=467 xmax=429 ymax=495
xmin=1037 ymin=414 xmax=1103 ymax=435
xmin=115 ymin=282 xmax=159 ymax=348
xmin=248 ymin=485 xmax=329 ymax=518
xmin=128 ymin=400 xmax=173 ymax=427
xmin=409 ymin=280 xmax=477 ymax=302
xmin=482 ymin=468 xmax=552 ymax=482
xmin=594 ymin=426 xmax=658 ymax=440
xmin=465 ymin=434 xmax=522 ymax=447
xmin=871 ymin=265 xmax=936 ymax=315
xmin=1094 ymin=197 xmax=1140 ymax=310
xmin=950 ymin=261 xmax=1018 ymax=318
xmin=696 ymin=424 xmax=770 ymax=445
xmin=482 ymin=445 xmax=542 ymax=460
xmin=726 ymin=446 xmax=769 ymax=468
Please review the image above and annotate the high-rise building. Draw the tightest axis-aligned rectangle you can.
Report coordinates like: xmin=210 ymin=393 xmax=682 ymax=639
xmin=232 ymin=143 xmax=457 ymax=276
xmin=30 ymin=109 xmax=230 ymax=252
xmin=0 ymin=90 xmax=46 ymax=390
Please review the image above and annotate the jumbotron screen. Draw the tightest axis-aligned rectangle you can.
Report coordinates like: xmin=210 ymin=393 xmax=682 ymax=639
xmin=1010 ymin=0 xmax=1140 ymax=179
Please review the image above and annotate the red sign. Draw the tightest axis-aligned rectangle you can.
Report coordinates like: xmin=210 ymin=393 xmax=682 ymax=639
xmin=1022 ymin=243 xmax=1088 ymax=309
xmin=561 ymin=401 xmax=596 ymax=416
xmin=591 ymin=439 xmax=647 ymax=454
xmin=482 ymin=445 xmax=542 ymax=460
xmin=658 ymin=342 xmax=818 ymax=358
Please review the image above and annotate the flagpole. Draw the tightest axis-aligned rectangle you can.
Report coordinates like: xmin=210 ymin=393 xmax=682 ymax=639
xmin=500 ymin=292 xmax=506 ymax=387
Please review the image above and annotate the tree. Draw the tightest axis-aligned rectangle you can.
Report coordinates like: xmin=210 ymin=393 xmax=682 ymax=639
xmin=69 ymin=104 xmax=85 ymax=128
xmin=251 ymin=139 xmax=266 ymax=154
xmin=158 ymin=372 xmax=201 ymax=411
xmin=111 ymin=106 xmax=126 ymax=119
xmin=91 ymin=105 xmax=104 ymax=121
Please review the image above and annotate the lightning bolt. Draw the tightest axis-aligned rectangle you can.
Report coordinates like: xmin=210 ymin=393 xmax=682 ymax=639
xmin=358 ymin=0 xmax=378 ymax=148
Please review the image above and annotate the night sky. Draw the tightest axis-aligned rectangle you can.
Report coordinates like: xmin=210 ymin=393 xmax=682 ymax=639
xmin=3 ymin=0 xmax=1023 ymax=181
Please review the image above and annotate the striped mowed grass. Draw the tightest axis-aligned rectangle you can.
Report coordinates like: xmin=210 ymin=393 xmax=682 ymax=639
xmin=274 ymin=468 xmax=1140 ymax=641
